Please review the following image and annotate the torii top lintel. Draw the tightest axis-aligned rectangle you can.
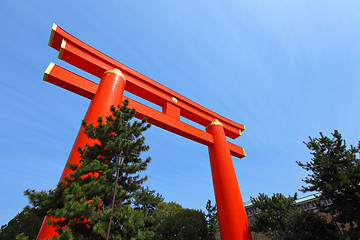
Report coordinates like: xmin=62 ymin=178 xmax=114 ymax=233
xmin=44 ymin=23 xmax=246 ymax=159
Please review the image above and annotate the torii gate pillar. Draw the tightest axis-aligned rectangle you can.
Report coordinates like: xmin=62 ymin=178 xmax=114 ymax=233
xmin=207 ymin=121 xmax=251 ymax=239
xmin=37 ymin=69 xmax=127 ymax=240
xmin=38 ymin=24 xmax=252 ymax=240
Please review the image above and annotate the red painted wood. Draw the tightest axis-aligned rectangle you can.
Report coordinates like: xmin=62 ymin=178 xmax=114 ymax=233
xmin=41 ymin=24 xmax=251 ymax=240
xmin=36 ymin=216 xmax=58 ymax=240
xmin=163 ymin=102 xmax=181 ymax=120
xmin=44 ymin=64 xmax=245 ymax=158
xmin=37 ymin=69 xmax=126 ymax=239
xmin=207 ymin=123 xmax=252 ymax=240
xmin=49 ymin=25 xmax=244 ymax=139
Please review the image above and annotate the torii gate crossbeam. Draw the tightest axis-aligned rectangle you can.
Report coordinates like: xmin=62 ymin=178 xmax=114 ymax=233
xmin=37 ymin=23 xmax=252 ymax=240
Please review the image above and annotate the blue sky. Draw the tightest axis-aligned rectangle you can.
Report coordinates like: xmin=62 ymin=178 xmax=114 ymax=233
xmin=1 ymin=0 xmax=360 ymax=226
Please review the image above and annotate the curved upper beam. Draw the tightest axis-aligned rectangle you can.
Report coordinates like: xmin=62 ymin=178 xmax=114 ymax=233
xmin=48 ymin=23 xmax=245 ymax=139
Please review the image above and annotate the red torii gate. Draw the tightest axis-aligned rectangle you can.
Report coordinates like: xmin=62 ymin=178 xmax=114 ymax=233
xmin=38 ymin=23 xmax=252 ymax=240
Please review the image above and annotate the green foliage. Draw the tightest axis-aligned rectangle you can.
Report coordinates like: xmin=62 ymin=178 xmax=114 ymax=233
xmin=133 ymin=186 xmax=164 ymax=239
xmin=155 ymin=209 xmax=211 ymax=240
xmin=133 ymin=186 xmax=164 ymax=216
xmin=49 ymin=228 xmax=74 ymax=240
xmin=283 ymin=210 xmax=339 ymax=240
xmin=250 ymin=193 xmax=339 ymax=240
xmin=25 ymin=100 xmax=154 ymax=239
xmin=250 ymin=193 xmax=298 ymax=238
xmin=152 ymin=201 xmax=183 ymax=225
xmin=297 ymin=130 xmax=360 ymax=238
xmin=15 ymin=233 xmax=29 ymax=240
xmin=151 ymin=201 xmax=217 ymax=240
xmin=0 ymin=205 xmax=44 ymax=240
xmin=205 ymin=200 xmax=218 ymax=240
xmin=4 ymin=100 xmax=220 ymax=239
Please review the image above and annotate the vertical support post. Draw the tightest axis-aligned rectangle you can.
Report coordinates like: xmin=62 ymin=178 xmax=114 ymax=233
xmin=206 ymin=119 xmax=252 ymax=240
xmin=162 ymin=100 xmax=180 ymax=120
xmin=37 ymin=69 xmax=126 ymax=240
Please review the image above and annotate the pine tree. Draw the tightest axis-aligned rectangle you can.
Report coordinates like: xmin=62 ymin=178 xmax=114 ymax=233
xmin=250 ymin=193 xmax=298 ymax=239
xmin=132 ymin=186 xmax=164 ymax=239
xmin=250 ymin=193 xmax=339 ymax=240
xmin=0 ymin=205 xmax=43 ymax=240
xmin=26 ymin=100 xmax=153 ymax=239
xmin=297 ymin=130 xmax=360 ymax=239
xmin=205 ymin=200 xmax=218 ymax=240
